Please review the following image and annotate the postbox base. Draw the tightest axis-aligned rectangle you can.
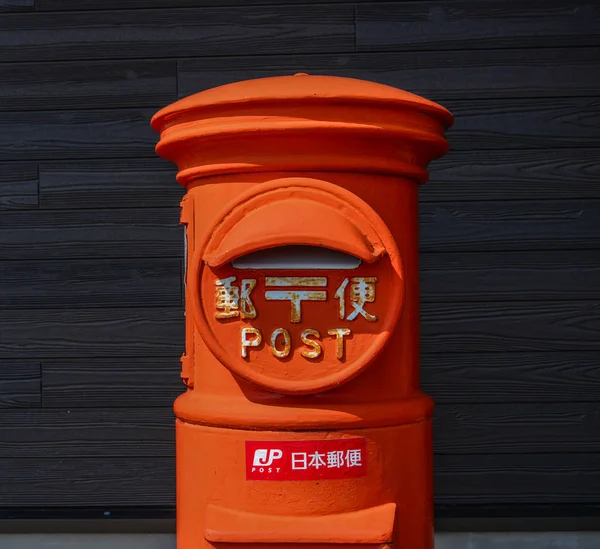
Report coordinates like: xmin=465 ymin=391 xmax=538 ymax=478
xmin=175 ymin=418 xmax=434 ymax=549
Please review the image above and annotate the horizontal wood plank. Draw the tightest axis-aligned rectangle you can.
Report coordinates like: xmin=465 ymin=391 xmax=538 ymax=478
xmin=35 ymin=149 xmax=600 ymax=208
xmin=0 ymin=259 xmax=182 ymax=309
xmin=1 ymin=404 xmax=595 ymax=457
xmin=4 ymin=98 xmax=597 ymax=162
xmin=356 ymin=0 xmax=600 ymax=51
xmin=0 ymin=162 xmax=38 ymax=210
xmin=435 ymin=454 xmax=600 ymax=504
xmin=179 ymin=47 xmax=600 ymax=101
xmin=0 ymin=60 xmax=177 ymax=111
xmin=433 ymin=403 xmax=600 ymax=454
xmin=43 ymin=358 xmax=183 ymax=408
xmin=444 ymin=97 xmax=600 ymax=151
xmin=42 ymin=354 xmax=600 ymax=407
xmin=422 ymin=352 xmax=600 ymax=404
xmin=421 ymin=301 xmax=600 ymax=353
xmin=19 ymin=204 xmax=564 ymax=262
xmin=0 ymin=308 xmax=184 ymax=359
xmin=0 ymin=408 xmax=174 ymax=458
xmin=0 ymin=361 xmax=40 ymax=408
xmin=5 ymin=249 xmax=594 ymax=310
xmin=419 ymin=200 xmax=600 ymax=253
xmin=0 ymin=5 xmax=354 ymax=62
xmin=0 ymin=0 xmax=32 ymax=11
xmin=40 ymin=352 xmax=600 ymax=408
xmin=1 ymin=454 xmax=598 ymax=506
xmin=2 ymin=301 xmax=598 ymax=358
xmin=0 ymin=109 xmax=157 ymax=161
xmin=0 ymin=457 xmax=176 ymax=506
xmin=424 ymin=148 xmax=600 ymax=202
xmin=39 ymin=158 xmax=181 ymax=209
xmin=35 ymin=0 xmax=391 ymax=9
xmin=0 ymin=208 xmax=181 ymax=260
xmin=420 ymin=250 xmax=600 ymax=302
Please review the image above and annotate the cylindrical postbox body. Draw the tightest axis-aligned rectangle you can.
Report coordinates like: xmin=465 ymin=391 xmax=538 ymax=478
xmin=152 ymin=75 xmax=452 ymax=549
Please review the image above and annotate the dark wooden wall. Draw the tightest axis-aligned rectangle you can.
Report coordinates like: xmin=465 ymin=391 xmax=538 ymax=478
xmin=1 ymin=0 xmax=599 ymax=523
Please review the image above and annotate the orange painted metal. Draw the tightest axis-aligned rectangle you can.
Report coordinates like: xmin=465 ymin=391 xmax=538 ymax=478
xmin=152 ymin=74 xmax=453 ymax=549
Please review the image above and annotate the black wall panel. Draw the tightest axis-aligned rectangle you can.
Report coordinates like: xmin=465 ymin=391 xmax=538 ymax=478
xmin=0 ymin=0 xmax=598 ymax=524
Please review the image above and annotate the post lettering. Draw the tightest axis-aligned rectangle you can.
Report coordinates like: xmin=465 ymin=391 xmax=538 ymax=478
xmin=241 ymin=327 xmax=262 ymax=358
xmin=271 ymin=328 xmax=291 ymax=359
xmin=327 ymin=328 xmax=351 ymax=360
xmin=300 ymin=329 xmax=322 ymax=359
xmin=265 ymin=277 xmax=327 ymax=323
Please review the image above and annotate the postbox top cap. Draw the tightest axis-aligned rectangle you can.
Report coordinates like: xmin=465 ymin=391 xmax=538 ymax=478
xmin=151 ymin=74 xmax=453 ymax=130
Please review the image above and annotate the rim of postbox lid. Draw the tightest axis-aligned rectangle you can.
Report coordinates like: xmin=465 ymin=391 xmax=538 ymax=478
xmin=151 ymin=74 xmax=453 ymax=185
xmin=151 ymin=74 xmax=453 ymax=130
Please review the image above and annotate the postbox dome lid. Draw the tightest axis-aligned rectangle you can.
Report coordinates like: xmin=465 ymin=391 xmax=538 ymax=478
xmin=152 ymin=74 xmax=453 ymax=186
xmin=151 ymin=74 xmax=453 ymax=131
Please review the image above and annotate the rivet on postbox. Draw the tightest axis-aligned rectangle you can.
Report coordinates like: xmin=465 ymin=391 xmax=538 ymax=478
xmin=152 ymin=75 xmax=453 ymax=549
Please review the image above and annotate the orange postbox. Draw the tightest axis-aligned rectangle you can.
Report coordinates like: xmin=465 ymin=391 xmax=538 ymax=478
xmin=152 ymin=74 xmax=453 ymax=549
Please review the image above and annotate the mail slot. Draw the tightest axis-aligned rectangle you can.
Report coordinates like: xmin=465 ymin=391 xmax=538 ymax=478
xmin=152 ymin=74 xmax=453 ymax=549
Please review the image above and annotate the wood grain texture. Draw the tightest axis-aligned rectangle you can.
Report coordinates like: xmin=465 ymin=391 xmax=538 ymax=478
xmin=0 ymin=162 xmax=38 ymax=210
xmin=0 ymin=109 xmax=156 ymax=161
xmin=435 ymin=454 xmax=600 ymax=504
xmin=0 ymin=308 xmax=184 ymax=359
xmin=35 ymin=0 xmax=394 ymax=9
xmin=444 ymin=97 xmax=600 ymax=151
xmin=0 ymin=208 xmax=181 ymax=260
xmin=12 ymin=248 xmax=593 ymax=307
xmin=42 ymin=358 xmax=183 ymax=408
xmin=0 ymin=60 xmax=177 ymax=111
xmin=420 ymin=251 xmax=600 ymax=302
xmin=0 ymin=403 xmax=595 ymax=457
xmin=419 ymin=200 xmax=600 ymax=253
xmin=0 ymin=362 xmax=40 ymax=408
xmin=38 ymin=352 xmax=600 ymax=407
xmin=0 ymin=5 xmax=354 ymax=62
xmin=0 ymin=457 xmax=176 ymax=506
xmin=1 ymin=454 xmax=598 ymax=506
xmin=4 ymin=97 xmax=596 ymax=163
xmin=356 ymin=0 xmax=600 ymax=51
xmin=433 ymin=403 xmax=600 ymax=454
xmin=0 ymin=259 xmax=182 ymax=309
xmin=422 ymin=352 xmax=600 ymax=404
xmin=0 ymin=408 xmax=174 ymax=458
xmin=1 ymin=0 xmax=599 ymax=516
xmin=0 ymin=0 xmax=32 ymax=11
xmin=421 ymin=301 xmax=600 ymax=353
xmin=423 ymin=148 xmax=600 ymax=202
xmin=41 ymin=353 xmax=597 ymax=407
xmin=179 ymin=47 xmax=600 ymax=101
xmin=39 ymin=158 xmax=181 ymax=209
xmin=35 ymin=148 xmax=600 ymax=208
xmin=2 ymin=301 xmax=597 ymax=359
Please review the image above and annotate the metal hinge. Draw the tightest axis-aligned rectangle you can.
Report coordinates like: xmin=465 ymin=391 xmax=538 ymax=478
xmin=180 ymin=353 xmax=194 ymax=388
